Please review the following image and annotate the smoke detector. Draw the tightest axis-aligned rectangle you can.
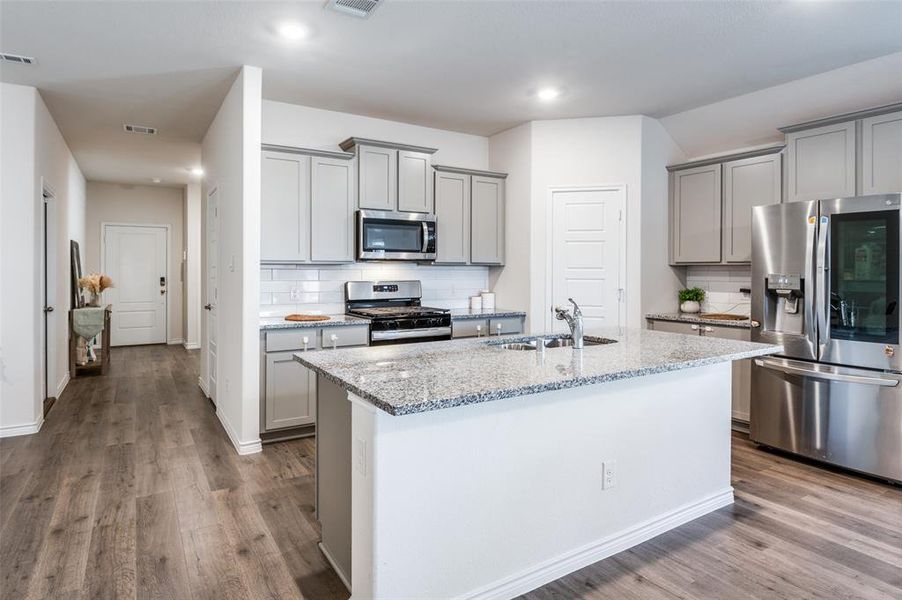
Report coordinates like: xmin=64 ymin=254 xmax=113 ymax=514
xmin=326 ymin=0 xmax=381 ymax=19
xmin=0 ymin=52 xmax=36 ymax=65
xmin=123 ymin=124 xmax=157 ymax=135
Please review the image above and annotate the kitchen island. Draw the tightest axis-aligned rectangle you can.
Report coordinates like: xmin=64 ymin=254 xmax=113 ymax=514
xmin=295 ymin=329 xmax=781 ymax=599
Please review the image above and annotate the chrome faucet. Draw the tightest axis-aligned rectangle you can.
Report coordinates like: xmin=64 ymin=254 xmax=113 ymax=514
xmin=554 ymin=298 xmax=584 ymax=349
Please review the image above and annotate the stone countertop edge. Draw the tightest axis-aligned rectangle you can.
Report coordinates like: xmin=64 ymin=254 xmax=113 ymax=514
xmin=294 ymin=335 xmax=782 ymax=417
xmin=646 ymin=313 xmax=753 ymax=329
xmin=260 ymin=315 xmax=371 ymax=330
xmin=449 ymin=309 xmax=527 ymax=320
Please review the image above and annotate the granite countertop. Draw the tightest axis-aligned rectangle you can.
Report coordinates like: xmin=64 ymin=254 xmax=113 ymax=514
xmin=260 ymin=314 xmax=370 ymax=330
xmin=646 ymin=313 xmax=753 ymax=329
xmin=449 ymin=308 xmax=527 ymax=320
xmin=294 ymin=328 xmax=780 ymax=416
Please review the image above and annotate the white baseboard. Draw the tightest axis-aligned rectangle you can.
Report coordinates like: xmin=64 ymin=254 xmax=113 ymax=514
xmin=55 ymin=373 xmax=70 ymax=399
xmin=198 ymin=376 xmax=209 ymax=397
xmin=465 ymin=488 xmax=735 ymax=600
xmin=0 ymin=417 xmax=44 ymax=438
xmin=167 ymin=338 xmax=184 ymax=345
xmin=215 ymin=409 xmax=262 ymax=456
xmin=183 ymin=341 xmax=200 ymax=350
xmin=318 ymin=542 xmax=351 ymax=592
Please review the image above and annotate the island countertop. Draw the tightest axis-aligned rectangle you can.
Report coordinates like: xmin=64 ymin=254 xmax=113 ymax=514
xmin=294 ymin=328 xmax=781 ymax=416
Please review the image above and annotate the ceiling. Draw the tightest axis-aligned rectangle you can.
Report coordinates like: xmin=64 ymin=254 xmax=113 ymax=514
xmin=2 ymin=1 xmax=901 ymax=185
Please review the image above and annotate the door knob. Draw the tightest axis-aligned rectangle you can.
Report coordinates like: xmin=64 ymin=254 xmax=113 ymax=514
xmin=160 ymin=289 xmax=166 ymax=295
xmin=204 ymin=303 xmax=213 ymax=310
xmin=44 ymin=306 xmax=54 ymax=313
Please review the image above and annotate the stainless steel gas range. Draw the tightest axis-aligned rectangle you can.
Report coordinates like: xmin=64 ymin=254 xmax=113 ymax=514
xmin=750 ymin=193 xmax=901 ymax=483
xmin=345 ymin=280 xmax=451 ymax=345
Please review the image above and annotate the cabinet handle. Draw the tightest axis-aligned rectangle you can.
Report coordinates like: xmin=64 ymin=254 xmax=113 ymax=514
xmin=704 ymin=326 xmax=713 ymax=333
xmin=302 ymin=336 xmax=309 ymax=351
xmin=476 ymin=324 xmax=483 ymax=338
xmin=330 ymin=333 xmax=338 ymax=350
xmin=495 ymin=323 xmax=502 ymax=336
xmin=690 ymin=324 xmax=699 ymax=331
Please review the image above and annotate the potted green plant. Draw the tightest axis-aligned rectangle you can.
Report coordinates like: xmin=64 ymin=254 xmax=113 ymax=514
xmin=678 ymin=287 xmax=705 ymax=314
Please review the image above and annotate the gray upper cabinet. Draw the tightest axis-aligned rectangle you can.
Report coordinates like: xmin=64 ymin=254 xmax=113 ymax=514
xmin=261 ymin=150 xmax=310 ymax=263
xmin=311 ymin=156 xmax=355 ymax=263
xmin=357 ymin=145 xmax=397 ymax=210
xmin=671 ymin=164 xmax=722 ymax=263
xmin=860 ymin=110 xmax=902 ymax=195
xmin=785 ymin=121 xmax=856 ymax=202
xmin=434 ymin=170 xmax=470 ymax=264
xmin=470 ymin=175 xmax=505 ymax=265
xmin=339 ymin=138 xmax=438 ymax=212
xmin=722 ymin=153 xmax=782 ymax=262
xmin=398 ymin=150 xmax=434 ymax=213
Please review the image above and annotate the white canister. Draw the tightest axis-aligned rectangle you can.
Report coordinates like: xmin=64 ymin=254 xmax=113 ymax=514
xmin=480 ymin=290 xmax=496 ymax=310
xmin=470 ymin=295 xmax=483 ymax=310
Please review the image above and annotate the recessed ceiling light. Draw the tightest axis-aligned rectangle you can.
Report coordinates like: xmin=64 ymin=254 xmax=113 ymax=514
xmin=536 ymin=87 xmax=561 ymax=101
xmin=151 ymin=177 xmax=162 ymax=183
xmin=278 ymin=21 xmax=308 ymax=41
xmin=190 ymin=167 xmax=204 ymax=176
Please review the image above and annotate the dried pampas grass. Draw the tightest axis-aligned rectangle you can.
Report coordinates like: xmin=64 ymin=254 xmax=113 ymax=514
xmin=78 ymin=273 xmax=114 ymax=294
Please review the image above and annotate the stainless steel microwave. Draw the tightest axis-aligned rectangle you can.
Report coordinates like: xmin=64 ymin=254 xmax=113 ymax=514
xmin=357 ymin=210 xmax=437 ymax=261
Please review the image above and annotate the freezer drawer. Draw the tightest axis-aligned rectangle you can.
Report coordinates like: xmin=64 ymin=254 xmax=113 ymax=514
xmin=750 ymin=356 xmax=902 ymax=483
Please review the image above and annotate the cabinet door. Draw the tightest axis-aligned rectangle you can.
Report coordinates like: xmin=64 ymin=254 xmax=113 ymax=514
xmin=451 ymin=319 xmax=488 ymax=338
xmin=398 ymin=150 xmax=433 ymax=213
xmin=671 ymin=164 xmax=722 ymax=263
xmin=785 ymin=121 xmax=856 ymax=202
xmin=434 ymin=171 xmax=470 ymax=264
xmin=358 ymin=145 xmax=397 ymax=210
xmin=311 ymin=157 xmax=355 ymax=263
xmin=860 ymin=111 xmax=902 ymax=195
xmin=489 ymin=317 xmax=523 ymax=336
xmin=723 ymin=153 xmax=782 ymax=263
xmin=261 ymin=151 xmax=310 ymax=262
xmin=471 ymin=175 xmax=505 ymax=265
xmin=265 ymin=351 xmax=316 ymax=430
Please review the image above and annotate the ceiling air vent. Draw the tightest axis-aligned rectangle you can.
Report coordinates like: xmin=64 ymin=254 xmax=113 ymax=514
xmin=0 ymin=53 xmax=36 ymax=65
xmin=326 ymin=0 xmax=381 ymax=19
xmin=123 ymin=124 xmax=157 ymax=135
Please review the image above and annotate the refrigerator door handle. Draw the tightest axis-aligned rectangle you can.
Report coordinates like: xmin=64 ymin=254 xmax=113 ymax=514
xmin=815 ymin=215 xmax=830 ymax=354
xmin=754 ymin=358 xmax=899 ymax=387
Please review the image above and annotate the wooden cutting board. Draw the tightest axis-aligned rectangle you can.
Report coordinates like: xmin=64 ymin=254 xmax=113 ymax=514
xmin=284 ymin=314 xmax=330 ymax=322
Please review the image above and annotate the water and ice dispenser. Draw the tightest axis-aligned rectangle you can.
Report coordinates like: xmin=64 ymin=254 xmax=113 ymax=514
xmin=764 ymin=274 xmax=805 ymax=335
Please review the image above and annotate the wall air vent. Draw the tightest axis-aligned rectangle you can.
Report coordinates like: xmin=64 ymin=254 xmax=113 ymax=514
xmin=123 ymin=124 xmax=157 ymax=135
xmin=0 ymin=53 xmax=36 ymax=65
xmin=326 ymin=0 xmax=381 ymax=19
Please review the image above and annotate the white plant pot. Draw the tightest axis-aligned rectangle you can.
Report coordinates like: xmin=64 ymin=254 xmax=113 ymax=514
xmin=680 ymin=300 xmax=701 ymax=314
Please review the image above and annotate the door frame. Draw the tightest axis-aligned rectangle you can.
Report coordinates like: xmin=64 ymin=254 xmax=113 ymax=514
xmin=100 ymin=222 xmax=170 ymax=345
xmin=40 ymin=179 xmax=57 ymax=409
xmin=202 ymin=186 xmax=219 ymax=404
xmin=544 ymin=184 xmax=627 ymax=332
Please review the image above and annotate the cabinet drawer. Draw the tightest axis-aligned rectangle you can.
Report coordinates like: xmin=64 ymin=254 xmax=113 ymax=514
xmin=647 ymin=319 xmax=700 ymax=335
xmin=452 ymin=319 xmax=488 ymax=338
xmin=489 ymin=317 xmax=523 ymax=336
xmin=266 ymin=329 xmax=321 ymax=352
xmin=699 ymin=324 xmax=750 ymax=341
xmin=320 ymin=325 xmax=369 ymax=349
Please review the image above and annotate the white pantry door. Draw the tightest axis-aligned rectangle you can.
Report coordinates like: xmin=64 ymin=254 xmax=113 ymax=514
xmin=205 ymin=189 xmax=219 ymax=405
xmin=104 ymin=224 xmax=167 ymax=345
xmin=548 ymin=187 xmax=624 ymax=333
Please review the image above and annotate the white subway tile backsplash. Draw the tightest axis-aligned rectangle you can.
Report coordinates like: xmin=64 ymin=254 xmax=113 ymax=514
xmin=685 ymin=265 xmax=751 ymax=315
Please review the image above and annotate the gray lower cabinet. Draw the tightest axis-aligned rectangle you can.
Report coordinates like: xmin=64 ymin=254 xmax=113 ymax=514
xmin=452 ymin=316 xmax=523 ymax=338
xmin=646 ymin=319 xmax=751 ymax=422
xmin=357 ymin=144 xmax=397 ymax=210
xmin=722 ymin=153 xmax=782 ymax=262
xmin=785 ymin=121 xmax=856 ymax=202
xmin=671 ymin=164 xmax=722 ymax=263
xmin=265 ymin=351 xmax=316 ymax=429
xmin=260 ymin=146 xmax=355 ymax=264
xmin=471 ymin=175 xmax=505 ymax=265
xmin=434 ymin=170 xmax=471 ymax=264
xmin=860 ymin=110 xmax=902 ymax=195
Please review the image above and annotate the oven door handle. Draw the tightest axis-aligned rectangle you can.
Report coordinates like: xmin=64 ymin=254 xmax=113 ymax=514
xmin=421 ymin=221 xmax=429 ymax=253
xmin=754 ymin=358 xmax=899 ymax=387
xmin=371 ymin=327 xmax=452 ymax=341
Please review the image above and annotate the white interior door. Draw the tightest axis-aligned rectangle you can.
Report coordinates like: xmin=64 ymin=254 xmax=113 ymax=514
xmin=205 ymin=189 xmax=219 ymax=405
xmin=548 ymin=187 xmax=624 ymax=333
xmin=103 ymin=224 xmax=167 ymax=346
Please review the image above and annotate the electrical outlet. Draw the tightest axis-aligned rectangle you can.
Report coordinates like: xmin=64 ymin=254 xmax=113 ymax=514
xmin=602 ymin=460 xmax=617 ymax=490
xmin=289 ymin=287 xmax=301 ymax=301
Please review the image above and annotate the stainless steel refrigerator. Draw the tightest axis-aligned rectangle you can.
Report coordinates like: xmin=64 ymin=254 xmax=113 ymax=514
xmin=750 ymin=193 xmax=901 ymax=483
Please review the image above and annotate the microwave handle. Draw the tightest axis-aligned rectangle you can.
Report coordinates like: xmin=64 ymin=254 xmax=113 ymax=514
xmin=422 ymin=221 xmax=429 ymax=253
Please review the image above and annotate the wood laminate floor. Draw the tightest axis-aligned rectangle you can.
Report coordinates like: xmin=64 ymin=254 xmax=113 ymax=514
xmin=1 ymin=345 xmax=900 ymax=600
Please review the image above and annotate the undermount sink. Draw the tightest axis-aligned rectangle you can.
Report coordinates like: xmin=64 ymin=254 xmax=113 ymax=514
xmin=490 ymin=335 xmax=615 ymax=350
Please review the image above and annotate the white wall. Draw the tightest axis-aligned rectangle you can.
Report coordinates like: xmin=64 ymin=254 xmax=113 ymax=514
xmin=487 ymin=123 xmax=532 ymax=328
xmin=661 ymin=52 xmax=902 ymax=159
xmin=184 ymin=182 xmax=202 ymax=349
xmin=85 ymin=181 xmax=185 ymax=343
xmin=263 ymin=101 xmax=489 ymax=169
xmin=201 ymin=66 xmax=262 ymax=455
xmin=1 ymin=83 xmax=86 ymax=437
